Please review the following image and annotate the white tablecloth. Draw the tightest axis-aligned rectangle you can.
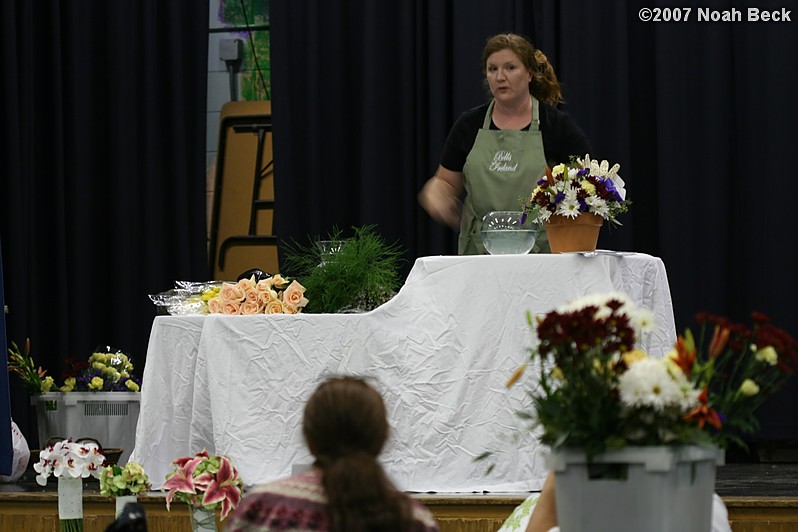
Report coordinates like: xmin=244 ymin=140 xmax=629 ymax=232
xmin=132 ymin=253 xmax=676 ymax=492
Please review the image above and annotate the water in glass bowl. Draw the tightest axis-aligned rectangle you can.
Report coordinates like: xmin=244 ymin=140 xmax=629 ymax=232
xmin=481 ymin=210 xmax=537 ymax=255
xmin=481 ymin=229 xmax=537 ymax=255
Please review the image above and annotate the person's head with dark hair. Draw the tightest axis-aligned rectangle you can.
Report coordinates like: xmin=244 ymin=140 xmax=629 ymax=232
xmin=481 ymin=33 xmax=563 ymax=106
xmin=303 ymin=376 xmax=412 ymax=532
xmin=226 ymin=375 xmax=439 ymax=532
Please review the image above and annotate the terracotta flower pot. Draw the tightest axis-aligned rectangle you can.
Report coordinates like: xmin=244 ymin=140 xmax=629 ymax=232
xmin=545 ymin=213 xmax=603 ymax=253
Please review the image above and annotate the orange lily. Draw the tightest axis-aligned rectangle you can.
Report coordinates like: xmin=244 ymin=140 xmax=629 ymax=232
xmin=708 ymin=325 xmax=731 ymax=359
xmin=684 ymin=388 xmax=722 ymax=430
xmin=672 ymin=332 xmax=697 ymax=379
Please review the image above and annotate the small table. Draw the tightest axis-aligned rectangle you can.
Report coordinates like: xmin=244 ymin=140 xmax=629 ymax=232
xmin=132 ymin=253 xmax=676 ymax=491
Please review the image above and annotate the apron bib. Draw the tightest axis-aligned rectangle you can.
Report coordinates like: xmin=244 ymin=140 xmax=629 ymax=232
xmin=459 ymin=98 xmax=548 ymax=255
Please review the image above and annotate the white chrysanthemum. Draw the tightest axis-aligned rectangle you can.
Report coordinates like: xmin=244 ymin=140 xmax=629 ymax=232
xmin=558 ymin=291 xmax=632 ymax=314
xmin=586 ymin=197 xmax=610 ymax=219
xmin=535 ymin=208 xmax=553 ymax=224
xmin=619 ymin=358 xmax=693 ymax=412
xmin=556 ymin=197 xmax=581 ymax=218
xmin=629 ymin=307 xmax=656 ymax=334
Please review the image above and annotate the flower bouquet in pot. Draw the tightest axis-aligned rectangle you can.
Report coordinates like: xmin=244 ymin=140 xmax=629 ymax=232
xmin=163 ymin=450 xmax=243 ymax=531
xmin=33 ymin=439 xmax=106 ymax=532
xmin=520 ymin=155 xmax=630 ymax=253
xmin=509 ymin=292 xmax=798 ymax=531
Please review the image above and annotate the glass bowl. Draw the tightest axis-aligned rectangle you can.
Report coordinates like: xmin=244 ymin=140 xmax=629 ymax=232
xmin=480 ymin=211 xmax=537 ymax=255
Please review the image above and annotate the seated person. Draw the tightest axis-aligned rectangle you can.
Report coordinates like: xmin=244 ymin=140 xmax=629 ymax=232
xmin=225 ymin=376 xmax=440 ymax=532
xmin=498 ymin=472 xmax=732 ymax=532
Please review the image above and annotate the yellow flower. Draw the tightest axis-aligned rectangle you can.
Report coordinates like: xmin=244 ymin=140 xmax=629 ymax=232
xmin=740 ymin=379 xmax=760 ymax=396
xmin=622 ymin=349 xmax=648 ymax=366
xmin=580 ymin=180 xmax=596 ymax=195
xmin=551 ymin=366 xmax=564 ymax=381
xmin=40 ymin=376 xmax=55 ymax=392
xmin=89 ymin=377 xmax=104 ymax=390
xmin=59 ymin=383 xmax=75 ymax=392
xmin=93 ymin=361 xmax=105 ymax=370
xmin=125 ymin=380 xmax=140 ymax=392
xmin=551 ymin=163 xmax=566 ymax=176
xmin=755 ymin=346 xmax=778 ymax=366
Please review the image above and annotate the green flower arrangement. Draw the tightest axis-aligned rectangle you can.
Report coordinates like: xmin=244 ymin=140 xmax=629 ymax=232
xmin=100 ymin=461 xmax=152 ymax=497
xmin=7 ymin=341 xmax=141 ymax=394
xmin=281 ymin=225 xmax=405 ymax=313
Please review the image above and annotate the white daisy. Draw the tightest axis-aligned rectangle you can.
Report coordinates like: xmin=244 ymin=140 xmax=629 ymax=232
xmin=618 ymin=359 xmax=688 ymax=412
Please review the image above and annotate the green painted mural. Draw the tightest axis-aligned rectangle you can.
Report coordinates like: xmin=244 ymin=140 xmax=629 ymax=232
xmin=217 ymin=0 xmax=270 ymax=100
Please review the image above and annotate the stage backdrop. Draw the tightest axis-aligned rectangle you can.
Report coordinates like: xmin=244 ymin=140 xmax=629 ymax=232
xmin=0 ymin=1 xmax=209 ymax=441
xmin=270 ymin=0 xmax=798 ymax=443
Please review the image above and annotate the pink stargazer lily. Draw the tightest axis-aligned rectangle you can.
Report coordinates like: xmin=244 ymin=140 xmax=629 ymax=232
xmin=163 ymin=450 xmax=243 ymax=520
xmin=162 ymin=455 xmax=203 ymax=510
xmin=200 ymin=456 xmax=242 ymax=519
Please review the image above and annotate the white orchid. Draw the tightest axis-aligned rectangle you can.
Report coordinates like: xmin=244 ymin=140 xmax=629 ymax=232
xmin=34 ymin=439 xmax=106 ymax=486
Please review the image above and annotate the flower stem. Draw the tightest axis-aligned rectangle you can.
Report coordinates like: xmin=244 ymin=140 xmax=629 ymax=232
xmin=60 ymin=518 xmax=84 ymax=532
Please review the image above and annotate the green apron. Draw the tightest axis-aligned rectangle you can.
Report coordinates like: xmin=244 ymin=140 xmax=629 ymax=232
xmin=459 ymin=98 xmax=549 ymax=255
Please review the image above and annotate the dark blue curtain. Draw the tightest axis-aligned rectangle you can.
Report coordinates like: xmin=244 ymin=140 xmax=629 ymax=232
xmin=271 ymin=0 xmax=798 ymax=444
xmin=0 ymin=1 xmax=209 ymax=444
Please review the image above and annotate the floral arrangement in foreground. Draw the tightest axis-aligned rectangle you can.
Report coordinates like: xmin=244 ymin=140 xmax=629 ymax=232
xmin=100 ymin=461 xmax=152 ymax=497
xmin=508 ymin=292 xmax=798 ymax=460
xmin=163 ymin=450 xmax=243 ymax=521
xmin=520 ymin=154 xmax=630 ymax=226
xmin=7 ymin=341 xmax=141 ymax=393
xmin=204 ymin=274 xmax=308 ymax=315
xmin=34 ymin=438 xmax=106 ymax=486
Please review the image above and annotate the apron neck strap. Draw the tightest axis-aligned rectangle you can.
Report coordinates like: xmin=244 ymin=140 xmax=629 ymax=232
xmin=482 ymin=97 xmax=540 ymax=129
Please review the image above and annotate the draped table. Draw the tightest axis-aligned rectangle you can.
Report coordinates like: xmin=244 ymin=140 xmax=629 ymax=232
xmin=132 ymin=253 xmax=676 ymax=492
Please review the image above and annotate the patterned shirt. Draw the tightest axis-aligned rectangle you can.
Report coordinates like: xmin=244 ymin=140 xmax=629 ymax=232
xmin=225 ymin=469 xmax=440 ymax=532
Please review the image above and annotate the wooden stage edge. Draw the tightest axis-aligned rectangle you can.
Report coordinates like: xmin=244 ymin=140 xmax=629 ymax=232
xmin=1 ymin=490 xmax=797 ymax=532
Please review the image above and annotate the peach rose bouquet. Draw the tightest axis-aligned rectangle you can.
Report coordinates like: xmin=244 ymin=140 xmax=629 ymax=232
xmin=205 ymin=274 xmax=308 ymax=315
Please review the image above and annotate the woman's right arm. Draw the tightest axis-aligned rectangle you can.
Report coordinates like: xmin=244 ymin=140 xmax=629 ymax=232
xmin=418 ymin=165 xmax=464 ymax=229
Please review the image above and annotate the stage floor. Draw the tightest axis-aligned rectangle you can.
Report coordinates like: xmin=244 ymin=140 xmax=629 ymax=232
xmin=1 ymin=463 xmax=797 ymax=532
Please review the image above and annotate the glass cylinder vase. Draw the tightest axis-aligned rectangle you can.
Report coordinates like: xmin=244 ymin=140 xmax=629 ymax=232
xmin=57 ymin=476 xmax=84 ymax=532
xmin=115 ymin=495 xmax=138 ymax=518
xmin=189 ymin=506 xmax=218 ymax=532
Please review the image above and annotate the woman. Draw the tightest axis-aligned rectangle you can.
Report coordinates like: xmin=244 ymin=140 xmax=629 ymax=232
xmin=225 ymin=376 xmax=439 ymax=532
xmin=419 ymin=33 xmax=591 ymax=254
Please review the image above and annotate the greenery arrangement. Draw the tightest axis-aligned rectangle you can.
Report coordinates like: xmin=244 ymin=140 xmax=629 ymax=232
xmin=281 ymin=225 xmax=405 ymax=313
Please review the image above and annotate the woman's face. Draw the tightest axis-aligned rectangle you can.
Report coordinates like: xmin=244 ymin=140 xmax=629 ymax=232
xmin=485 ymin=48 xmax=532 ymax=105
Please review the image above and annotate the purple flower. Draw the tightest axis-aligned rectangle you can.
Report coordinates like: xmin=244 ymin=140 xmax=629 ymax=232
xmin=577 ymin=168 xmax=590 ymax=177
xmin=554 ymin=192 xmax=565 ymax=204
xmin=601 ymin=178 xmax=624 ymax=202
xmin=578 ymin=199 xmax=589 ymax=212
